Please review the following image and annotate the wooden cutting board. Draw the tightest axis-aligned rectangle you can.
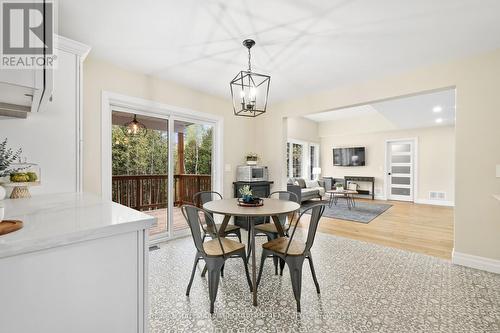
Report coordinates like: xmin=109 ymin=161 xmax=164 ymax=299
xmin=0 ymin=220 xmax=23 ymax=235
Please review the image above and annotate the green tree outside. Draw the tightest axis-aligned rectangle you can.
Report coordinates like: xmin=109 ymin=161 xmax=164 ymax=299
xmin=112 ymin=124 xmax=212 ymax=176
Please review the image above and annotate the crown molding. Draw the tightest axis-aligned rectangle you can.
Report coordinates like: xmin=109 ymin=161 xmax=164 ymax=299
xmin=55 ymin=35 xmax=91 ymax=60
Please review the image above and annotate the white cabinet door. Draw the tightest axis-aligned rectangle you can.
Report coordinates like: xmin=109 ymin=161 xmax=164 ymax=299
xmin=0 ymin=67 xmax=37 ymax=88
xmin=0 ymin=231 xmax=147 ymax=333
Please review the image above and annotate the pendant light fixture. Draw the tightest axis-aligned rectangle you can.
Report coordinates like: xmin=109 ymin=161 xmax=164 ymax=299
xmin=230 ymin=39 xmax=270 ymax=117
xmin=124 ymin=114 xmax=147 ymax=136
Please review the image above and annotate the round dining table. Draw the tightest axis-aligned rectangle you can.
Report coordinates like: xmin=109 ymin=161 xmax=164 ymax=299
xmin=203 ymin=197 xmax=300 ymax=306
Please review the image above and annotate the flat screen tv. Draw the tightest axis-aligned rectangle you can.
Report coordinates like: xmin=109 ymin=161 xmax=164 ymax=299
xmin=333 ymin=147 xmax=365 ymax=166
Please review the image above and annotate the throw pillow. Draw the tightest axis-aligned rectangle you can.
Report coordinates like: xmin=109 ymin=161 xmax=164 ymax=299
xmin=296 ymin=178 xmax=307 ymax=188
xmin=305 ymin=180 xmax=320 ymax=188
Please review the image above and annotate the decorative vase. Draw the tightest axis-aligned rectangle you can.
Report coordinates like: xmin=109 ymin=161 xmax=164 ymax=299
xmin=0 ymin=185 xmax=5 ymax=200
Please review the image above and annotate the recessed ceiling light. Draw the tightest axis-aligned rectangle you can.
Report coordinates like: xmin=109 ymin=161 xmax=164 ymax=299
xmin=433 ymin=106 xmax=443 ymax=113
xmin=435 ymin=118 xmax=443 ymax=124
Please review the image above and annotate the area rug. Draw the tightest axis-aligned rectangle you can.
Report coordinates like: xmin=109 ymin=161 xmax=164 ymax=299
xmin=149 ymin=232 xmax=500 ymax=332
xmin=301 ymin=199 xmax=392 ymax=223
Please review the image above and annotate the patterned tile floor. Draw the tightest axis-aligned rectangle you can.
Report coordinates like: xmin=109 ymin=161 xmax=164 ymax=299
xmin=149 ymin=231 xmax=500 ymax=332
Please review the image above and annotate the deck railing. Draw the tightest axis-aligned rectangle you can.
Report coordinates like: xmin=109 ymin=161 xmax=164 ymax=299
xmin=112 ymin=174 xmax=211 ymax=211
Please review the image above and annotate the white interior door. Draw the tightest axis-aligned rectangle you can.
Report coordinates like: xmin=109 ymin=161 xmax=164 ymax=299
xmin=387 ymin=140 xmax=415 ymax=201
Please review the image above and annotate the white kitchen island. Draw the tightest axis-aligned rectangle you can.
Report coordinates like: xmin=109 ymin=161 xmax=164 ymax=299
xmin=0 ymin=193 xmax=155 ymax=333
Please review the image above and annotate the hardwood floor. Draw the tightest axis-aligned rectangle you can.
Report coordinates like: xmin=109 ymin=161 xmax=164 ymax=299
xmin=299 ymin=199 xmax=454 ymax=260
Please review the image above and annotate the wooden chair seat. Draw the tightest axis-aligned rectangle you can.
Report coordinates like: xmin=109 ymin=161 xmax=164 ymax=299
xmin=203 ymin=237 xmax=245 ymax=257
xmin=262 ymin=237 xmax=305 ymax=256
xmin=217 ymin=223 xmax=239 ymax=232
xmin=205 ymin=223 xmax=239 ymax=234
xmin=255 ymin=223 xmax=279 ymax=234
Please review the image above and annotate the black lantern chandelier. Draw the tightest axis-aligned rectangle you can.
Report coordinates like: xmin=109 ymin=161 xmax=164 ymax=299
xmin=124 ymin=114 xmax=147 ymax=136
xmin=230 ymin=39 xmax=270 ymax=117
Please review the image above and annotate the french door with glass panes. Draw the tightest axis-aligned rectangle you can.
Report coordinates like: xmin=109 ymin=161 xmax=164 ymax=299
xmin=286 ymin=140 xmax=320 ymax=180
xmin=386 ymin=139 xmax=415 ymax=201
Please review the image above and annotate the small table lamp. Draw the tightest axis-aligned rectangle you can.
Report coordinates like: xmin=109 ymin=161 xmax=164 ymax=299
xmin=312 ymin=167 xmax=322 ymax=180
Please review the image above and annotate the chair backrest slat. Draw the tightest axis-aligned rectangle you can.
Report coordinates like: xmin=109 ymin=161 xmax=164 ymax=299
xmin=285 ymin=203 xmax=326 ymax=256
xmin=193 ymin=191 xmax=223 ymax=235
xmin=181 ymin=205 xmax=226 ymax=257
xmin=181 ymin=205 xmax=206 ymax=255
xmin=268 ymin=191 xmax=299 ymax=227
xmin=304 ymin=204 xmax=325 ymax=252
xmin=268 ymin=191 xmax=299 ymax=203
xmin=193 ymin=191 xmax=222 ymax=207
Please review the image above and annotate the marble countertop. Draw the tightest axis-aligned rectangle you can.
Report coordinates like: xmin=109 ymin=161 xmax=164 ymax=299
xmin=0 ymin=193 xmax=155 ymax=259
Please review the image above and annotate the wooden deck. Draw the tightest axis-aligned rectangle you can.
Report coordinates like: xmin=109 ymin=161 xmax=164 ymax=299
xmin=144 ymin=207 xmax=187 ymax=236
xmin=111 ymin=173 xmax=211 ymax=237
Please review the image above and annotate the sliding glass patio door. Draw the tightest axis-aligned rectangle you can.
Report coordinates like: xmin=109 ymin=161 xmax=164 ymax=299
xmin=171 ymin=118 xmax=214 ymax=235
xmin=111 ymin=111 xmax=170 ymax=240
xmin=108 ymin=105 xmax=219 ymax=242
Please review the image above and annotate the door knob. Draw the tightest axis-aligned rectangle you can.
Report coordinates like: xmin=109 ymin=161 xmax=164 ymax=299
xmin=388 ymin=172 xmax=392 ymax=175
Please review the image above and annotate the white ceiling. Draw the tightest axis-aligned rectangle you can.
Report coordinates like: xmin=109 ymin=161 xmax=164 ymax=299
xmin=58 ymin=0 xmax=500 ymax=103
xmin=304 ymin=88 xmax=456 ymax=129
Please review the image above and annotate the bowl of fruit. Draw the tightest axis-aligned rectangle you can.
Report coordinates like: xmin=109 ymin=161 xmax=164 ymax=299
xmin=3 ymin=161 xmax=41 ymax=199
xmin=10 ymin=172 xmax=38 ymax=183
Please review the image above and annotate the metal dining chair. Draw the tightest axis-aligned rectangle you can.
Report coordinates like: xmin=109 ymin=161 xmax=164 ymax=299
xmin=252 ymin=191 xmax=299 ymax=274
xmin=193 ymin=191 xmax=242 ymax=242
xmin=256 ymin=191 xmax=299 ymax=238
xmin=182 ymin=205 xmax=253 ymax=314
xmin=256 ymin=202 xmax=326 ymax=312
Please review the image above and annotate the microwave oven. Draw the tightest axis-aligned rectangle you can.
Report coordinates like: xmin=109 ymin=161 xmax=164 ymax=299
xmin=236 ymin=165 xmax=269 ymax=182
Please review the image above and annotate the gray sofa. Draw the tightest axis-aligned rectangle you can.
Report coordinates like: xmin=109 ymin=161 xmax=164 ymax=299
xmin=287 ymin=178 xmax=327 ymax=203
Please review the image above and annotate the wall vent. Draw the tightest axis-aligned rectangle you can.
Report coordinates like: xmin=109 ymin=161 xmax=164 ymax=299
xmin=429 ymin=191 xmax=446 ymax=200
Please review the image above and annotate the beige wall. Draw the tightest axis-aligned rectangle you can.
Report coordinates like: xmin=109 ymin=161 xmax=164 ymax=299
xmin=287 ymin=117 xmax=320 ymax=143
xmin=256 ymin=48 xmax=500 ymax=261
xmin=83 ymin=56 xmax=255 ymax=199
xmin=320 ymin=126 xmax=455 ymax=203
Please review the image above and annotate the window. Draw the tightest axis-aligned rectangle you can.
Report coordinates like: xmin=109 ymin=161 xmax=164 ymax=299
xmin=286 ymin=139 xmax=320 ymax=179
xmin=286 ymin=142 xmax=303 ymax=178
xmin=309 ymin=144 xmax=320 ymax=180
xmin=291 ymin=143 xmax=303 ymax=177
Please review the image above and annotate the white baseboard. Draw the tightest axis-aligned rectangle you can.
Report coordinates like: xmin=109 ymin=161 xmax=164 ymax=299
xmin=452 ymin=250 xmax=500 ymax=274
xmin=414 ymin=199 xmax=454 ymax=207
xmin=375 ymin=195 xmax=387 ymax=201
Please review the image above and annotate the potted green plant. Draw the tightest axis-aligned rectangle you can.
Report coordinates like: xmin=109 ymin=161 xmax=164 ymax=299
xmin=335 ymin=183 xmax=344 ymax=191
xmin=0 ymin=139 xmax=22 ymax=200
xmin=239 ymin=185 xmax=253 ymax=203
xmin=245 ymin=153 xmax=258 ymax=165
